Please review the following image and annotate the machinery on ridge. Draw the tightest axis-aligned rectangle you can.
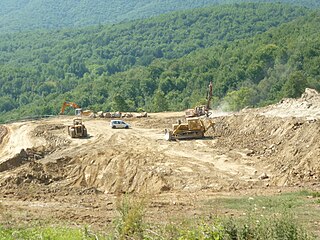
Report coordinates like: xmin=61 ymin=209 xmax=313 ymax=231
xmin=185 ymin=81 xmax=213 ymax=118
xmin=60 ymin=101 xmax=82 ymax=115
xmin=59 ymin=101 xmax=93 ymax=116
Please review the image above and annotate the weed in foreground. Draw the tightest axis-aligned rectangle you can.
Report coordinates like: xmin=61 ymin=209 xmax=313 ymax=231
xmin=114 ymin=194 xmax=146 ymax=240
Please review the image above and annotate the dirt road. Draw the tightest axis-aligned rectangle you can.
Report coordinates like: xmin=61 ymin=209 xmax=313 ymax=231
xmin=0 ymin=89 xmax=320 ymax=229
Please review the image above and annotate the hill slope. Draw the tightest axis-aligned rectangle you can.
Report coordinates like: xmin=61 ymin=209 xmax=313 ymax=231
xmin=0 ymin=0 xmax=319 ymax=33
xmin=0 ymin=3 xmax=313 ymax=122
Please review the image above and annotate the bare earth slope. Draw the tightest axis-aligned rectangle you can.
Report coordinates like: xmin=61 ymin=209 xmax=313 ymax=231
xmin=0 ymin=88 xmax=319 ymax=228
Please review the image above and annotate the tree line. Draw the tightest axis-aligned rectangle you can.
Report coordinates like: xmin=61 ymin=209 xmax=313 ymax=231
xmin=0 ymin=0 xmax=318 ymax=33
xmin=0 ymin=3 xmax=319 ymax=122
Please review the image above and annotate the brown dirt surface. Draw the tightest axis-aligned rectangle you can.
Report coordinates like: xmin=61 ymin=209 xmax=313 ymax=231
xmin=0 ymin=88 xmax=320 ymax=231
xmin=0 ymin=126 xmax=7 ymax=145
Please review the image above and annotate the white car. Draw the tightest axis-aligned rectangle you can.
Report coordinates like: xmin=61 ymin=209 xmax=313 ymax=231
xmin=110 ymin=120 xmax=130 ymax=129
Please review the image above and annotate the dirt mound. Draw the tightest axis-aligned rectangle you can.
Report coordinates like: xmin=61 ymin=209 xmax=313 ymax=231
xmin=32 ymin=124 xmax=70 ymax=148
xmin=302 ymin=88 xmax=320 ymax=99
xmin=1 ymin=160 xmax=64 ymax=187
xmin=214 ymin=88 xmax=320 ymax=188
xmin=260 ymin=88 xmax=320 ymax=119
xmin=214 ymin=113 xmax=320 ymax=187
xmin=0 ymin=147 xmax=48 ymax=173
xmin=62 ymin=148 xmax=170 ymax=194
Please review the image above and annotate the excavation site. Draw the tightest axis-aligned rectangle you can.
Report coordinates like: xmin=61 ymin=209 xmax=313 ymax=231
xmin=0 ymin=89 xmax=319 ymax=232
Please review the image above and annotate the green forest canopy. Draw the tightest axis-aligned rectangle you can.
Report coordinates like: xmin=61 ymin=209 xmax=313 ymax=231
xmin=0 ymin=3 xmax=319 ymax=122
xmin=0 ymin=0 xmax=319 ymax=33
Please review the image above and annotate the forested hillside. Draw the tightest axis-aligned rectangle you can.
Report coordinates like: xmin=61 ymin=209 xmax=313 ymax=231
xmin=0 ymin=0 xmax=319 ymax=33
xmin=0 ymin=3 xmax=319 ymax=122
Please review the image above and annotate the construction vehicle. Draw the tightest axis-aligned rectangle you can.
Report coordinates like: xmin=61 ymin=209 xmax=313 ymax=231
xmin=60 ymin=101 xmax=81 ymax=115
xmin=68 ymin=118 xmax=88 ymax=138
xmin=164 ymin=117 xmax=215 ymax=141
xmin=59 ymin=101 xmax=93 ymax=116
xmin=185 ymin=81 xmax=213 ymax=118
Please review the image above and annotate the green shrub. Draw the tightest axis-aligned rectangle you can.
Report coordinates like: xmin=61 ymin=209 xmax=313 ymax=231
xmin=311 ymin=192 xmax=320 ymax=198
xmin=114 ymin=195 xmax=146 ymax=240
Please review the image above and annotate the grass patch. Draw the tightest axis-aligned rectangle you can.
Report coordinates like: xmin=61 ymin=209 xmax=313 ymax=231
xmin=310 ymin=191 xmax=320 ymax=198
xmin=200 ymin=190 xmax=320 ymax=239
xmin=214 ymin=191 xmax=308 ymax=211
xmin=146 ymin=212 xmax=316 ymax=240
xmin=0 ymin=190 xmax=318 ymax=239
xmin=0 ymin=226 xmax=102 ymax=240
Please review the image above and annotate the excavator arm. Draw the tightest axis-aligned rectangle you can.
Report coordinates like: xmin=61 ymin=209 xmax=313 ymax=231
xmin=206 ymin=81 xmax=213 ymax=111
xmin=60 ymin=101 xmax=80 ymax=115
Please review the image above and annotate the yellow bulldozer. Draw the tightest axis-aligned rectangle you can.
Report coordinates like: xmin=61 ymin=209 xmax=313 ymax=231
xmin=164 ymin=117 xmax=214 ymax=141
xmin=68 ymin=118 xmax=88 ymax=138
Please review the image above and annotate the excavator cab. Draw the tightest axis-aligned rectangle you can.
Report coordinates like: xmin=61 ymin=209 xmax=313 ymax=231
xmin=75 ymin=108 xmax=83 ymax=116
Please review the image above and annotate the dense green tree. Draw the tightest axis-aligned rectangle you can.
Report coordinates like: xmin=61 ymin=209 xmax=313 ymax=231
xmin=153 ymin=90 xmax=169 ymax=112
xmin=281 ymin=71 xmax=307 ymax=98
xmin=223 ymin=87 xmax=257 ymax=111
xmin=112 ymin=94 xmax=130 ymax=112
xmin=0 ymin=96 xmax=16 ymax=112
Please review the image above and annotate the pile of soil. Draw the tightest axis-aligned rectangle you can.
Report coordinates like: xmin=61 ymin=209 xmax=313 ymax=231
xmin=260 ymin=88 xmax=320 ymax=119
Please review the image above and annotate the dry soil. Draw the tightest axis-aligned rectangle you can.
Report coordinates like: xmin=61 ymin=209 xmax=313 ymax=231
xmin=0 ymin=88 xmax=320 ymax=230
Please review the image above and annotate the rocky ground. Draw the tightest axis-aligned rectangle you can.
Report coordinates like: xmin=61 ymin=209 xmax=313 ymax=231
xmin=0 ymin=88 xmax=319 ymax=231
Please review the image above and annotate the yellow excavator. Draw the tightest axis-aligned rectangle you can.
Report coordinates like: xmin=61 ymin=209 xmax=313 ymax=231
xmin=164 ymin=117 xmax=215 ymax=141
xmin=185 ymin=81 xmax=213 ymax=118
